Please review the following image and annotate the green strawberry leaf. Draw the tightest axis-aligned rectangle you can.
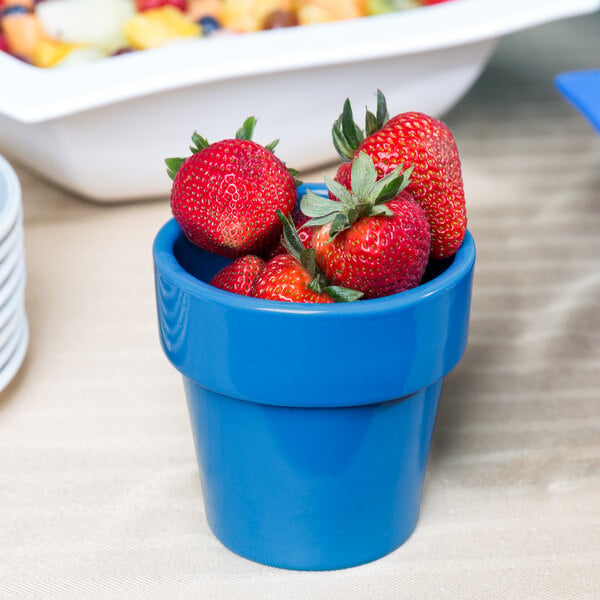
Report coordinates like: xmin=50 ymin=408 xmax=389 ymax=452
xmin=346 ymin=205 xmax=365 ymax=224
xmin=332 ymin=99 xmax=364 ymax=160
xmin=350 ymin=152 xmax=378 ymax=200
xmin=375 ymin=89 xmax=390 ymax=130
xmin=264 ymin=138 xmax=279 ymax=153
xmin=165 ymin=157 xmax=185 ymax=180
xmin=371 ymin=165 xmax=403 ymax=201
xmin=398 ymin=165 xmax=413 ymax=189
xmin=301 ymin=152 xmax=411 ymax=233
xmin=369 ymin=204 xmax=395 ymax=217
xmin=286 ymin=167 xmax=303 ymax=188
xmin=364 ymin=90 xmax=390 ymax=136
xmin=323 ymin=175 xmax=353 ymax=207
xmin=365 ymin=109 xmax=378 ymax=137
xmin=329 ymin=212 xmax=350 ymax=237
xmin=235 ymin=116 xmax=257 ymax=140
xmin=306 ymin=276 xmax=323 ymax=294
xmin=340 ymin=98 xmax=364 ymax=151
xmin=300 ymin=190 xmax=342 ymax=218
xmin=332 ymin=118 xmax=356 ymax=161
xmin=303 ymin=214 xmax=339 ymax=228
xmin=324 ymin=286 xmax=364 ymax=302
xmin=372 ymin=165 xmax=413 ymax=204
xmin=300 ymin=247 xmax=317 ymax=278
xmin=190 ymin=131 xmax=209 ymax=153
xmin=277 ymin=209 xmax=306 ymax=259
xmin=165 ymin=131 xmax=209 ymax=179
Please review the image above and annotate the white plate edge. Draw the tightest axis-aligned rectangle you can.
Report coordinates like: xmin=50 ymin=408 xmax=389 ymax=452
xmin=0 ymin=313 xmax=29 ymax=394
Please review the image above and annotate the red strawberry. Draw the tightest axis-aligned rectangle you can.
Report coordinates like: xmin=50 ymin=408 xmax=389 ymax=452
xmin=332 ymin=91 xmax=466 ymax=259
xmin=136 ymin=0 xmax=185 ymax=11
xmin=0 ymin=33 xmax=9 ymax=55
xmin=250 ymin=210 xmax=363 ymax=303
xmin=329 ymin=161 xmax=351 ymax=200
xmin=301 ymin=152 xmax=431 ymax=299
xmin=167 ymin=118 xmax=298 ymax=259
xmin=333 ymin=161 xmax=352 ymax=190
xmin=250 ymin=253 xmax=334 ymax=304
xmin=210 ymin=255 xmax=266 ymax=296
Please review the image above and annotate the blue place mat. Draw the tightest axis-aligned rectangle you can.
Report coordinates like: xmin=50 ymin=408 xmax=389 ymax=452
xmin=555 ymin=70 xmax=600 ymax=134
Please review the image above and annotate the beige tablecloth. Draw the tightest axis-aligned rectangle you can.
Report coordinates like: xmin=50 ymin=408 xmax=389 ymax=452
xmin=1 ymin=13 xmax=599 ymax=600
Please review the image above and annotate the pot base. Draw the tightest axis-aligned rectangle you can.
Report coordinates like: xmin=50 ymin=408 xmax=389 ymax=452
xmin=184 ymin=377 xmax=443 ymax=571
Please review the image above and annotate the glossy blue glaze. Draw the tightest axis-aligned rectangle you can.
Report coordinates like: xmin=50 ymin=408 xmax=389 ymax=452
xmin=555 ymin=70 xmax=600 ymax=134
xmin=152 ymin=183 xmax=476 ymax=569
xmin=153 ymin=184 xmax=476 ymax=408
xmin=185 ymin=377 xmax=442 ymax=570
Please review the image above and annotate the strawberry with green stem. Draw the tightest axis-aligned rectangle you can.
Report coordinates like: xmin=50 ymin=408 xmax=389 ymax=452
xmin=301 ymin=151 xmax=431 ymax=299
xmin=332 ymin=90 xmax=466 ymax=259
xmin=250 ymin=210 xmax=363 ymax=303
xmin=167 ymin=117 xmax=299 ymax=259
xmin=265 ymin=209 xmax=313 ymax=259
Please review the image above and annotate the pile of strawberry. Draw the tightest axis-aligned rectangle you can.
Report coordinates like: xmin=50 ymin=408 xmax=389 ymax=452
xmin=167 ymin=90 xmax=467 ymax=303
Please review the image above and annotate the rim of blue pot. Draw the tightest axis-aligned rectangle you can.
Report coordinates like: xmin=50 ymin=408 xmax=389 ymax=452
xmin=153 ymin=183 xmax=476 ymax=407
xmin=155 ymin=222 xmax=474 ymax=312
xmin=154 ymin=186 xmax=474 ymax=317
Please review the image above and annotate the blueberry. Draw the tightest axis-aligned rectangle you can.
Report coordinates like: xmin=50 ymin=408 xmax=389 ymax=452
xmin=198 ymin=16 xmax=221 ymax=36
xmin=1 ymin=6 xmax=30 ymax=18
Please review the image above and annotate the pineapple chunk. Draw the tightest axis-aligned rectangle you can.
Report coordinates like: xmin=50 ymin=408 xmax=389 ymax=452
xmin=297 ymin=0 xmax=364 ymax=25
xmin=124 ymin=5 xmax=202 ymax=50
xmin=31 ymin=38 xmax=80 ymax=68
xmin=222 ymin=0 xmax=293 ymax=32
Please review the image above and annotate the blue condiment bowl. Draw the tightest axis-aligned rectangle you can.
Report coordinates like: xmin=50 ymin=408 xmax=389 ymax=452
xmin=153 ymin=183 xmax=476 ymax=570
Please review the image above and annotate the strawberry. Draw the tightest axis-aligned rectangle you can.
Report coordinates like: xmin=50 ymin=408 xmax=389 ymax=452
xmin=210 ymin=255 xmax=266 ymax=296
xmin=329 ymin=160 xmax=351 ymax=200
xmin=136 ymin=0 xmax=186 ymax=11
xmin=301 ymin=152 xmax=431 ymax=299
xmin=0 ymin=33 xmax=9 ymax=55
xmin=250 ymin=253 xmax=335 ymax=304
xmin=166 ymin=118 xmax=298 ymax=259
xmin=332 ymin=90 xmax=466 ymax=259
xmin=250 ymin=211 xmax=363 ymax=303
xmin=333 ymin=160 xmax=352 ymax=189
xmin=265 ymin=209 xmax=312 ymax=259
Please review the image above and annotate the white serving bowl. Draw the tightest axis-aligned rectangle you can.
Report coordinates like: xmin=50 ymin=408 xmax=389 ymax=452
xmin=0 ymin=0 xmax=598 ymax=202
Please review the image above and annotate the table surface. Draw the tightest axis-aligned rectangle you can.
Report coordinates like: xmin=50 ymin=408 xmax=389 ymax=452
xmin=2 ymin=13 xmax=600 ymax=600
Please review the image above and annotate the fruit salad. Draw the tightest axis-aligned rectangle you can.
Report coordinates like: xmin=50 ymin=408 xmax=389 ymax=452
xmin=167 ymin=90 xmax=467 ymax=303
xmin=0 ymin=0 xmax=454 ymax=68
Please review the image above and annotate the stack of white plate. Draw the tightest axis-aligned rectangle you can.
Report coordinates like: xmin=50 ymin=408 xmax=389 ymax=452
xmin=0 ymin=155 xmax=28 ymax=393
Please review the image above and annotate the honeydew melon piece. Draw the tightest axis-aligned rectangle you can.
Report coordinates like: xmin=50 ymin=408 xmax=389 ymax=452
xmin=36 ymin=0 xmax=136 ymax=54
xmin=366 ymin=0 xmax=420 ymax=14
xmin=54 ymin=47 xmax=108 ymax=67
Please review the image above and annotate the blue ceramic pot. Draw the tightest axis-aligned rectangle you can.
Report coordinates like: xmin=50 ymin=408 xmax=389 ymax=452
xmin=153 ymin=184 xmax=476 ymax=570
